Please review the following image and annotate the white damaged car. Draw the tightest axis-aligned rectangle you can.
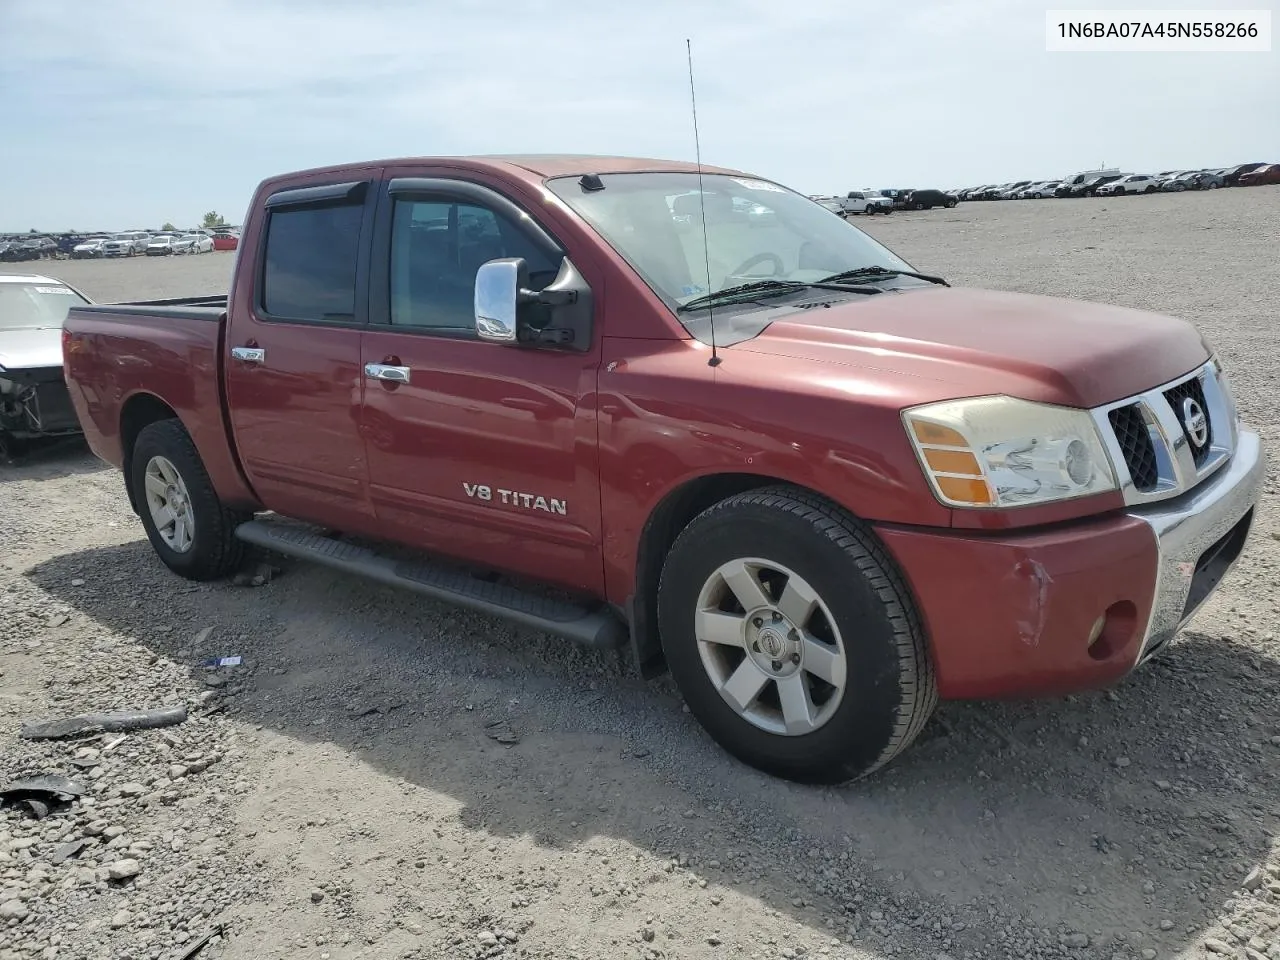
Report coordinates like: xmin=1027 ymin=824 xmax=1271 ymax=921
xmin=0 ymin=274 xmax=91 ymax=452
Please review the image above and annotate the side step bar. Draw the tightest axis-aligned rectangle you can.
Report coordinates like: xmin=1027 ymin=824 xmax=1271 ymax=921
xmin=233 ymin=519 xmax=626 ymax=650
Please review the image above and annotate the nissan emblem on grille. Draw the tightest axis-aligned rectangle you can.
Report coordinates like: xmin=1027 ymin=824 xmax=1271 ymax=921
xmin=1182 ymin=396 xmax=1209 ymax=448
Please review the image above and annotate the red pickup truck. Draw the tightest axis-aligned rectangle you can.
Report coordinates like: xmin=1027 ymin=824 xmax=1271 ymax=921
xmin=62 ymin=155 xmax=1263 ymax=783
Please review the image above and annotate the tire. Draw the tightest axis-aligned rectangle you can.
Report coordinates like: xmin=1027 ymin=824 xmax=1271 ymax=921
xmin=129 ymin=419 xmax=249 ymax=580
xmin=657 ymin=486 xmax=937 ymax=784
xmin=1208 ymin=181 xmax=1219 ymax=189
xmin=913 ymin=201 xmax=925 ymax=210
xmin=945 ymin=200 xmax=956 ymax=208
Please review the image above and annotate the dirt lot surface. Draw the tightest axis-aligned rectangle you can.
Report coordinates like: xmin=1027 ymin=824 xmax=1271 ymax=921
xmin=3 ymin=187 xmax=1280 ymax=960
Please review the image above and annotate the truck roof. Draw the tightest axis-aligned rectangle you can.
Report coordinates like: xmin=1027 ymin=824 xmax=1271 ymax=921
xmin=256 ymin=154 xmax=747 ymax=189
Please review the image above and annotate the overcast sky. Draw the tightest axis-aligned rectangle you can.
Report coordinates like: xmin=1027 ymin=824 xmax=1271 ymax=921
xmin=1 ymin=0 xmax=1276 ymax=231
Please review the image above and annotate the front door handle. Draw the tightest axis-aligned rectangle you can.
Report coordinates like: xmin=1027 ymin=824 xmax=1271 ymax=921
xmin=230 ymin=346 xmax=265 ymax=363
xmin=364 ymin=363 xmax=411 ymax=384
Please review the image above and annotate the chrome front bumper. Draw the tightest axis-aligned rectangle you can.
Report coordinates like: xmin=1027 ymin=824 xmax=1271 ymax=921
xmin=1129 ymin=428 xmax=1264 ymax=663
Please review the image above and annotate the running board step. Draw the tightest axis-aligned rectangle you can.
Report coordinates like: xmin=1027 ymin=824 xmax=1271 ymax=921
xmin=233 ymin=519 xmax=626 ymax=650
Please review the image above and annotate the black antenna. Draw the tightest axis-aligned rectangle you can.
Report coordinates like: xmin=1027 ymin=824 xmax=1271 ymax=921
xmin=686 ymin=38 xmax=720 ymax=367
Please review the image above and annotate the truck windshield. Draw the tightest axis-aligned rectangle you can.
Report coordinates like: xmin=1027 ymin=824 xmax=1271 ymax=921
xmin=544 ymin=172 xmax=914 ymax=321
xmin=0 ymin=283 xmax=88 ymax=331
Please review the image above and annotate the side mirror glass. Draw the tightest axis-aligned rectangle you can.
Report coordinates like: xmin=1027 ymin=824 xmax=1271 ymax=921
xmin=474 ymin=258 xmax=527 ymax=343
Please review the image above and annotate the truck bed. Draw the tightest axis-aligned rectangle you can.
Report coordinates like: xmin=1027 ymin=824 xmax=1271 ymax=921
xmin=62 ymin=296 xmax=259 ymax=511
xmin=70 ymin=294 xmax=228 ymax=320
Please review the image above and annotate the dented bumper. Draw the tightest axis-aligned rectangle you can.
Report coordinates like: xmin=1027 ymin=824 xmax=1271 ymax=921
xmin=0 ymin=367 xmax=82 ymax=440
xmin=1128 ymin=429 xmax=1263 ymax=661
xmin=875 ymin=429 xmax=1263 ymax=700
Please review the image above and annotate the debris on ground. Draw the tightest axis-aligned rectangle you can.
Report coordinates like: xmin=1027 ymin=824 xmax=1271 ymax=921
xmin=172 ymin=925 xmax=226 ymax=960
xmin=201 ymin=655 xmax=243 ymax=668
xmin=0 ymin=772 xmax=84 ymax=818
xmin=484 ymin=718 xmax=521 ymax=744
xmin=232 ymin=561 xmax=282 ymax=587
xmin=51 ymin=838 xmax=91 ymax=863
xmin=19 ymin=704 xmax=189 ymax=740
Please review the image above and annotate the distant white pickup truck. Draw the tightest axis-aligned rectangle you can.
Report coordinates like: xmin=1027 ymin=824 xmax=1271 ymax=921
xmin=837 ymin=191 xmax=891 ymax=215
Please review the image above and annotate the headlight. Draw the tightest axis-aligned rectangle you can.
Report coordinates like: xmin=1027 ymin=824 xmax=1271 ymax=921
xmin=903 ymin=396 xmax=1117 ymax=509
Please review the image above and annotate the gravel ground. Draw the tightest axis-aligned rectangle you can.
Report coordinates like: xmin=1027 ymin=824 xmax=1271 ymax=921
xmin=2 ymin=186 xmax=1280 ymax=960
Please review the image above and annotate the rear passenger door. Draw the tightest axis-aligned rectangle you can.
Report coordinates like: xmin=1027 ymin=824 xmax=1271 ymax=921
xmin=224 ymin=174 xmax=381 ymax=534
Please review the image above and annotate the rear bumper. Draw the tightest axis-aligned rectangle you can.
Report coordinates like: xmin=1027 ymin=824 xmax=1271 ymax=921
xmin=877 ymin=429 xmax=1263 ymax=700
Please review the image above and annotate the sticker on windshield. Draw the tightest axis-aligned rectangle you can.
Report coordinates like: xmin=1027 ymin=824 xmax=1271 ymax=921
xmin=34 ymin=286 xmax=74 ymax=294
xmin=681 ymin=284 xmax=706 ymax=296
xmin=730 ymin=178 xmax=786 ymax=193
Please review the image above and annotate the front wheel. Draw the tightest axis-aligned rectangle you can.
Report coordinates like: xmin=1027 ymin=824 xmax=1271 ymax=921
xmin=945 ymin=200 xmax=956 ymax=208
xmin=657 ymin=487 xmax=937 ymax=784
xmin=129 ymin=419 xmax=249 ymax=580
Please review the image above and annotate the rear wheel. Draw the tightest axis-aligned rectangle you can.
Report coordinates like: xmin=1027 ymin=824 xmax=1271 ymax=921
xmin=912 ymin=201 xmax=925 ymax=210
xmin=129 ymin=419 xmax=249 ymax=580
xmin=657 ymin=487 xmax=937 ymax=784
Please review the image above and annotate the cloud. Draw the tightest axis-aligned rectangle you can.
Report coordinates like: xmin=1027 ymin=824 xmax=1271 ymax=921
xmin=1 ymin=0 xmax=1275 ymax=229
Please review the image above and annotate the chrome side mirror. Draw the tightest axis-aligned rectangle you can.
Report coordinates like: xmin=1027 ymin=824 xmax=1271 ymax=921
xmin=474 ymin=258 xmax=527 ymax=344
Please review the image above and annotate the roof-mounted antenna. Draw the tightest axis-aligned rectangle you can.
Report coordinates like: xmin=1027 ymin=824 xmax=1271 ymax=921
xmin=686 ymin=38 xmax=720 ymax=368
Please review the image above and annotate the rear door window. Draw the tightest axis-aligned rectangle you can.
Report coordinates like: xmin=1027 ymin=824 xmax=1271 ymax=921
xmin=261 ymin=203 xmax=364 ymax=322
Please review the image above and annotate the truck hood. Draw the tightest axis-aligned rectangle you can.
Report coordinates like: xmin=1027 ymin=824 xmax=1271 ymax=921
xmin=0 ymin=327 xmax=63 ymax=372
xmin=733 ymin=286 xmax=1211 ymax=408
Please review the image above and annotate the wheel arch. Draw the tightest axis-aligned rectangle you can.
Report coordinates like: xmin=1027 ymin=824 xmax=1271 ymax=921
xmin=119 ymin=393 xmax=182 ymax=514
xmin=628 ymin=472 xmax=854 ymax=679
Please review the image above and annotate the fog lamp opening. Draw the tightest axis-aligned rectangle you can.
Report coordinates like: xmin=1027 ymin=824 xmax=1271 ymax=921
xmin=1087 ymin=600 xmax=1139 ymax=662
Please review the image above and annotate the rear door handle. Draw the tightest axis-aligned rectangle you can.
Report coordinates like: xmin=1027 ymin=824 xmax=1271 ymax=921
xmin=364 ymin=363 xmax=411 ymax=384
xmin=230 ymin=346 xmax=265 ymax=363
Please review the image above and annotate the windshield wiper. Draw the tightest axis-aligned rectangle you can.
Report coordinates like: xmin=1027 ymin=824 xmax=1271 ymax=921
xmin=677 ymin=278 xmax=881 ymax=313
xmin=819 ymin=266 xmax=949 ymax=287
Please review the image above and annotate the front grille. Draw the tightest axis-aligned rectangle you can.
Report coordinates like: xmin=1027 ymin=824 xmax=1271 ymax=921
xmin=1163 ymin=376 xmax=1212 ymax=466
xmin=1107 ymin=403 xmax=1159 ymax=491
xmin=1097 ymin=361 xmax=1235 ymax=506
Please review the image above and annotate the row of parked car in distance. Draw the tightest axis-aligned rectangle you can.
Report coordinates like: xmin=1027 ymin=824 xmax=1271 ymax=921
xmin=812 ymin=187 xmax=960 ymax=216
xmin=0 ymin=235 xmax=60 ymax=262
xmin=75 ymin=231 xmax=213 ymax=258
xmin=0 ymin=227 xmax=241 ymax=262
xmin=71 ymin=228 xmax=240 ymax=259
xmin=956 ymin=161 xmax=1278 ymax=202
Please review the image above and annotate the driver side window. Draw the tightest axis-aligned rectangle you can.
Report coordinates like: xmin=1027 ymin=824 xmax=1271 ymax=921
xmin=389 ymin=198 xmax=560 ymax=331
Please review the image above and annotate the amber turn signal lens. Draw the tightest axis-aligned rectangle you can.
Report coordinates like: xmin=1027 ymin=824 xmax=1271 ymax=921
xmin=935 ymin=475 xmax=994 ymax=505
xmin=923 ymin=448 xmax=983 ymax=475
xmin=910 ymin=421 xmax=968 ymax=447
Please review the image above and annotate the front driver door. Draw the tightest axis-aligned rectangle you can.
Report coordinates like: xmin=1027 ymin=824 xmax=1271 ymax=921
xmin=358 ymin=176 xmax=604 ymax=595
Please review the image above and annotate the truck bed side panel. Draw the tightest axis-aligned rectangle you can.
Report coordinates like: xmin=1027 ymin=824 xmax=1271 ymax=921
xmin=63 ymin=307 xmax=260 ymax=510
